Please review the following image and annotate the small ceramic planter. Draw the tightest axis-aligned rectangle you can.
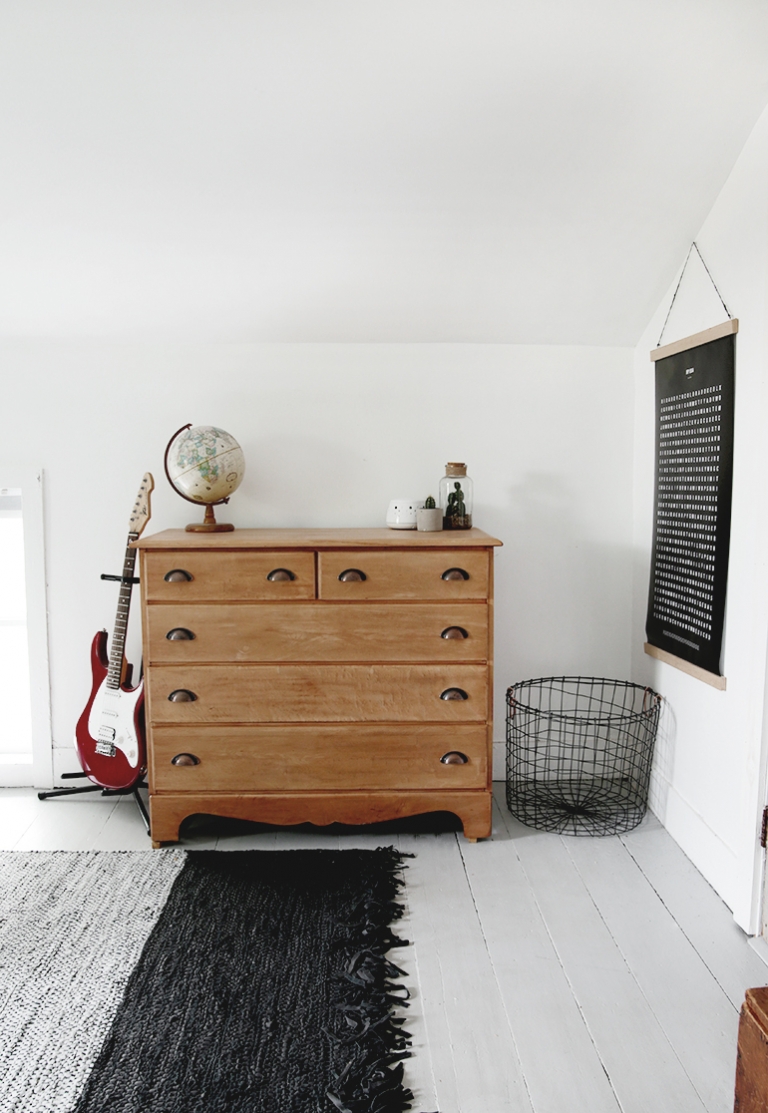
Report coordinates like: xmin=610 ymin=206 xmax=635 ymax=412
xmin=416 ymin=507 xmax=443 ymax=532
xmin=386 ymin=499 xmax=422 ymax=529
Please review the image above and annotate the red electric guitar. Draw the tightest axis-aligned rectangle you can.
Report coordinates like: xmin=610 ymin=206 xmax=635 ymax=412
xmin=74 ymin=474 xmax=154 ymax=791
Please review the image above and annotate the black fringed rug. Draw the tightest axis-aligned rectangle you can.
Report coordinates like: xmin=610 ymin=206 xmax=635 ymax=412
xmin=0 ymin=848 xmax=435 ymax=1113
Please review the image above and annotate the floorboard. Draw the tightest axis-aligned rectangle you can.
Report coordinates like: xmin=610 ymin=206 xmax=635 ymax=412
xmin=565 ymin=829 xmax=737 ymax=1112
xmin=400 ymin=830 xmax=534 ymax=1113
xmin=0 ymin=790 xmax=40 ymax=849
xmin=619 ymin=821 xmax=768 ymax=1009
xmin=498 ymin=803 xmax=708 ymax=1113
xmin=461 ymin=796 xmax=622 ymax=1113
xmin=14 ymin=792 xmax=121 ymax=851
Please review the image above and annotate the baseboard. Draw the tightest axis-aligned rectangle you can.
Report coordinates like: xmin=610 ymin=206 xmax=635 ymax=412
xmin=52 ymin=745 xmax=84 ymax=785
xmin=651 ymin=776 xmax=740 ymax=919
xmin=748 ymin=936 xmax=768 ymax=968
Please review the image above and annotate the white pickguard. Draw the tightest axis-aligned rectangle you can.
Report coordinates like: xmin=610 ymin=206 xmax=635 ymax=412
xmin=86 ymin=677 xmax=143 ymax=769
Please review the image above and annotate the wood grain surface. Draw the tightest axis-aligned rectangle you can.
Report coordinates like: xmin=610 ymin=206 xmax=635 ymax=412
xmin=136 ymin=527 xmax=503 ymax=550
xmin=149 ymin=722 xmax=488 ymax=792
xmin=318 ymin=548 xmax=489 ymax=600
xmin=145 ymin=602 xmax=489 ymax=663
xmin=147 ymin=663 xmax=488 ymax=723
xmin=142 ymin=549 xmax=316 ymax=601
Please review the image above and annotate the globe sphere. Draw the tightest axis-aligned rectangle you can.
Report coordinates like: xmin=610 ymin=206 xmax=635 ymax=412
xmin=166 ymin=425 xmax=245 ymax=505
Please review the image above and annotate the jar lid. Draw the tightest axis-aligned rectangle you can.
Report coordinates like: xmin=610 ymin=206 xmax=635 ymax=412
xmin=445 ymin=462 xmax=467 ymax=476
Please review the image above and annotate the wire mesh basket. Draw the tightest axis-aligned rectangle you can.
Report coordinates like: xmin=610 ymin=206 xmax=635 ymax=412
xmin=506 ymin=676 xmax=662 ymax=836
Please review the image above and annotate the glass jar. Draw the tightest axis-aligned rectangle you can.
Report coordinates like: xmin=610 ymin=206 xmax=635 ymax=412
xmin=439 ymin=462 xmax=473 ymax=529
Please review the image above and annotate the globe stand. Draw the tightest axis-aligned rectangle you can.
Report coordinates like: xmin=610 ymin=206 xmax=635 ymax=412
xmin=186 ymin=503 xmax=235 ymax=533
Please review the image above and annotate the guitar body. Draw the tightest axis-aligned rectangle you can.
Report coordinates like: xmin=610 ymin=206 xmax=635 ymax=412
xmin=75 ymin=630 xmax=146 ymax=791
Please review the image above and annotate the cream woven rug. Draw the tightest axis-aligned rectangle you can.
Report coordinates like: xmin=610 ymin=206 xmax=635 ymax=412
xmin=0 ymin=850 xmax=185 ymax=1113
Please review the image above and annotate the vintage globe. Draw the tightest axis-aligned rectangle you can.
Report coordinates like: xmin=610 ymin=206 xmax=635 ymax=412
xmin=164 ymin=424 xmax=245 ymax=532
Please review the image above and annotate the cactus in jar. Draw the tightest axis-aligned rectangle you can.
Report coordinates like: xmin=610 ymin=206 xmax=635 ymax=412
xmin=440 ymin=462 xmax=473 ymax=529
xmin=444 ymin=481 xmax=470 ymax=529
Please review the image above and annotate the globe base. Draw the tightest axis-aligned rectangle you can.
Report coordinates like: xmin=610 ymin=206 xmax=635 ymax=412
xmin=185 ymin=521 xmax=235 ymax=532
xmin=184 ymin=504 xmax=235 ymax=532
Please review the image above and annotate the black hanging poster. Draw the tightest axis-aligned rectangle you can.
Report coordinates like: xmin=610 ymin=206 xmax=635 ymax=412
xmin=645 ymin=321 xmax=736 ymax=681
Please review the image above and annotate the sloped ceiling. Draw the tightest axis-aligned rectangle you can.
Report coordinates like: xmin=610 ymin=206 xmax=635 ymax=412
xmin=1 ymin=1 xmax=767 ymax=344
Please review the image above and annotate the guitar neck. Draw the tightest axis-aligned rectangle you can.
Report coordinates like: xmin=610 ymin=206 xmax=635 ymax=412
xmin=106 ymin=534 xmax=139 ymax=690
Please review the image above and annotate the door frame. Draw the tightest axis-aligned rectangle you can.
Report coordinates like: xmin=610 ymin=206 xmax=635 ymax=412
xmin=0 ymin=467 xmax=52 ymax=787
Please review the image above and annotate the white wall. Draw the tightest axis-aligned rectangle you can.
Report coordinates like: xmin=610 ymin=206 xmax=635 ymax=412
xmin=632 ymin=106 xmax=768 ymax=931
xmin=1 ymin=341 xmax=633 ymax=783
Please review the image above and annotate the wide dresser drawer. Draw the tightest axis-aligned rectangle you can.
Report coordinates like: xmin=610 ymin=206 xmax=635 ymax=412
xmin=147 ymin=664 xmax=488 ymax=723
xmin=150 ymin=723 xmax=488 ymax=791
xmin=145 ymin=602 xmax=489 ymax=662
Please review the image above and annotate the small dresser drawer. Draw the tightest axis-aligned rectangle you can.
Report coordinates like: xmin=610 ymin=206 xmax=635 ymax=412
xmin=147 ymin=663 xmax=488 ymax=723
xmin=151 ymin=723 xmax=489 ymax=791
xmin=145 ymin=602 xmax=489 ymax=663
xmin=318 ymin=549 xmax=489 ymax=601
xmin=143 ymin=550 xmax=316 ymax=601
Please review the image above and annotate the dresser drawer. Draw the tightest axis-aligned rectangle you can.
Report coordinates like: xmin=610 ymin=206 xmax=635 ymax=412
xmin=318 ymin=549 xmax=489 ymax=601
xmin=145 ymin=602 xmax=489 ymax=663
xmin=147 ymin=664 xmax=488 ymax=723
xmin=142 ymin=550 xmax=315 ymax=601
xmin=150 ymin=724 xmax=489 ymax=791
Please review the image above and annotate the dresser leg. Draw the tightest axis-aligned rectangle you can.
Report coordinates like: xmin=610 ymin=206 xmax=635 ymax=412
xmin=149 ymin=797 xmax=183 ymax=846
xmin=456 ymin=793 xmax=492 ymax=841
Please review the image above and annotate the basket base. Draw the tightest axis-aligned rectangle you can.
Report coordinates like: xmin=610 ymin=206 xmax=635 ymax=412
xmin=506 ymin=778 xmax=647 ymax=836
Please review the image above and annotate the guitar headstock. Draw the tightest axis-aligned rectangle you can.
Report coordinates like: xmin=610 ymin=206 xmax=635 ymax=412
xmin=129 ymin=473 xmax=154 ymax=538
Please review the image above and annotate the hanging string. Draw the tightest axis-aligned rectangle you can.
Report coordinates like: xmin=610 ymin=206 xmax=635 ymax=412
xmin=693 ymin=242 xmax=731 ymax=318
xmin=656 ymin=241 xmax=731 ymax=347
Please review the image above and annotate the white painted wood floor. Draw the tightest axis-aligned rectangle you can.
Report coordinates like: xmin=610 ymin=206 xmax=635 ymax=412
xmin=2 ymin=782 xmax=766 ymax=1113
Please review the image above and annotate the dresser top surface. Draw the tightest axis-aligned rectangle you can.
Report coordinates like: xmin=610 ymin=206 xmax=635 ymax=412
xmin=136 ymin=527 xmax=502 ymax=550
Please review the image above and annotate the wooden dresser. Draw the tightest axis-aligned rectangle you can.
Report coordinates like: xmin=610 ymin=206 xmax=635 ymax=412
xmin=136 ymin=528 xmax=502 ymax=845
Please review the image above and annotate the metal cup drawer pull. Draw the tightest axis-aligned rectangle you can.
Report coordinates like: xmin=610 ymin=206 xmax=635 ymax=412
xmin=166 ymin=628 xmax=196 ymax=641
xmin=440 ymin=687 xmax=469 ymax=701
xmin=440 ymin=751 xmax=469 ymax=765
xmin=163 ymin=569 xmax=193 ymax=582
xmin=167 ymin=689 xmax=198 ymax=702
xmin=338 ymin=568 xmax=367 ymax=582
xmin=171 ymin=753 xmax=200 ymax=766
xmin=441 ymin=567 xmax=469 ymax=581
xmin=267 ymin=568 xmax=296 ymax=582
xmin=441 ymin=626 xmax=468 ymax=640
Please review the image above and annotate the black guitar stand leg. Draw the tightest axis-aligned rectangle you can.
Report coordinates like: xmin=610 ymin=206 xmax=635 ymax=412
xmin=38 ymin=774 xmax=152 ymax=836
xmin=37 ymin=772 xmax=106 ymax=800
xmin=37 ymin=785 xmax=106 ymax=799
xmin=131 ymin=782 xmax=151 ymax=834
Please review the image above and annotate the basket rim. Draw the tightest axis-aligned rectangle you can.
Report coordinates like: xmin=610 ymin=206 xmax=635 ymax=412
xmin=506 ymin=675 xmax=662 ymax=725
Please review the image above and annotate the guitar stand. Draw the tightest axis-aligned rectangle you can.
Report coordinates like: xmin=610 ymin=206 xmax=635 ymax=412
xmin=41 ymin=562 xmax=151 ymax=832
xmin=38 ymin=773 xmax=151 ymax=835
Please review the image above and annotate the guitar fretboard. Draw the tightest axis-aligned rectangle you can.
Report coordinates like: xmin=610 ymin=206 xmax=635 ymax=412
xmin=106 ymin=533 xmax=139 ymax=690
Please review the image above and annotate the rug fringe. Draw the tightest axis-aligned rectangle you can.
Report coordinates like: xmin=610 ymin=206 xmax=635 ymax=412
xmin=324 ymin=847 xmax=439 ymax=1113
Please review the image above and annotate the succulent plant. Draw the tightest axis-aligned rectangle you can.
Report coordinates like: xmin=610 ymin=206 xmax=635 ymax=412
xmin=425 ymin=495 xmax=436 ymax=509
